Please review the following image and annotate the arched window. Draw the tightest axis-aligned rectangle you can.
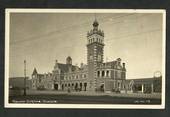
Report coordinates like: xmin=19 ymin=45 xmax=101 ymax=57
xmin=102 ymin=71 xmax=105 ymax=77
xmin=106 ymin=70 xmax=109 ymax=77
xmin=97 ymin=71 xmax=100 ymax=77
xmin=115 ymin=71 xmax=118 ymax=78
xmin=39 ymin=78 xmax=41 ymax=82
xmin=84 ymin=83 xmax=87 ymax=91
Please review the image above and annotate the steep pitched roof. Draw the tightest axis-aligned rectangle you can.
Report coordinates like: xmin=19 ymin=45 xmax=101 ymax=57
xmin=58 ymin=63 xmax=69 ymax=72
xmin=57 ymin=63 xmax=78 ymax=73
xmin=32 ymin=68 xmax=38 ymax=75
xmin=104 ymin=60 xmax=124 ymax=70
xmin=103 ymin=60 xmax=117 ymax=68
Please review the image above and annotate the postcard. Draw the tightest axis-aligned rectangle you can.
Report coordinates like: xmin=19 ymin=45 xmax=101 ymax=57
xmin=5 ymin=9 xmax=166 ymax=109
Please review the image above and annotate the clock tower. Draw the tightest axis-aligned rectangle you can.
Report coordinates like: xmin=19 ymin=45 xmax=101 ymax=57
xmin=87 ymin=19 xmax=104 ymax=91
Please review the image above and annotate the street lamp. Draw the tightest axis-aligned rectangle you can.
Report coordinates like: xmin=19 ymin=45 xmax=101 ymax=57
xmin=23 ymin=60 xmax=26 ymax=96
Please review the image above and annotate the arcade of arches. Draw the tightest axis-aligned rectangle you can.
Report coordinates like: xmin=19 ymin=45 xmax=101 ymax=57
xmin=54 ymin=82 xmax=87 ymax=91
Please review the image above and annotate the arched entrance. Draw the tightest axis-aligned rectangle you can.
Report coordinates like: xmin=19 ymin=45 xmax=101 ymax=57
xmin=100 ymin=84 xmax=104 ymax=92
xmin=68 ymin=83 xmax=70 ymax=87
xmin=54 ymin=84 xmax=58 ymax=90
xmin=62 ymin=84 xmax=64 ymax=90
xmin=80 ymin=83 xmax=82 ymax=91
xmin=72 ymin=83 xmax=74 ymax=90
xmin=84 ymin=83 xmax=87 ymax=91
xmin=75 ymin=83 xmax=78 ymax=91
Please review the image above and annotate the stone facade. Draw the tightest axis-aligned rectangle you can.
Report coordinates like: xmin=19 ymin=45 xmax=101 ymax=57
xmin=31 ymin=19 xmax=126 ymax=92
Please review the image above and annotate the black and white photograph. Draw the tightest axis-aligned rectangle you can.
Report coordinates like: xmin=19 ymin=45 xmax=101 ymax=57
xmin=5 ymin=9 xmax=166 ymax=109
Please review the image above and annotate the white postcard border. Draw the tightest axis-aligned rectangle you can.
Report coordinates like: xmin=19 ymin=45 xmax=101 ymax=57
xmin=5 ymin=9 xmax=166 ymax=109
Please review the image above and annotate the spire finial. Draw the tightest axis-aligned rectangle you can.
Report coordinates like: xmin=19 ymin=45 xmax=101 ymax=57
xmin=93 ymin=13 xmax=99 ymax=28
xmin=95 ymin=13 xmax=97 ymax=21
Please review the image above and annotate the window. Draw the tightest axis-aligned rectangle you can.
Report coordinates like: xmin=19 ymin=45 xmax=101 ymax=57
xmin=97 ymin=71 xmax=100 ymax=77
xmin=117 ymin=71 xmax=121 ymax=79
xmin=118 ymin=82 xmax=121 ymax=88
xmin=89 ymin=55 xmax=93 ymax=60
xmin=39 ymin=78 xmax=41 ymax=82
xmin=106 ymin=70 xmax=109 ymax=77
xmin=115 ymin=71 xmax=117 ymax=78
xmin=102 ymin=71 xmax=105 ymax=77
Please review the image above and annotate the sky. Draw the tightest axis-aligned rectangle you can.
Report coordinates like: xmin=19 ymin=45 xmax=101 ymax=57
xmin=9 ymin=12 xmax=163 ymax=79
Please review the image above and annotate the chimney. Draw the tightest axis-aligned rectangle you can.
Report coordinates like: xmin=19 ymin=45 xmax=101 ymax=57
xmin=80 ymin=63 xmax=84 ymax=68
xmin=54 ymin=59 xmax=58 ymax=69
xmin=123 ymin=63 xmax=125 ymax=68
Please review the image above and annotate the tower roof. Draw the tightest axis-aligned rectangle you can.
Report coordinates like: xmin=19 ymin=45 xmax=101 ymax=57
xmin=66 ymin=56 xmax=72 ymax=60
xmin=93 ymin=19 xmax=99 ymax=27
xmin=87 ymin=19 xmax=104 ymax=37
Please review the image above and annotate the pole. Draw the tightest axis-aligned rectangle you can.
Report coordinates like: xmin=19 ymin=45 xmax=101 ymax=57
xmin=24 ymin=60 xmax=26 ymax=96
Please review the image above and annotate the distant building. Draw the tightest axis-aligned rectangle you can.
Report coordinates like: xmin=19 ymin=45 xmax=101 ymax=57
xmin=9 ymin=77 xmax=31 ymax=89
xmin=124 ymin=77 xmax=162 ymax=93
xmin=31 ymin=19 xmax=126 ymax=92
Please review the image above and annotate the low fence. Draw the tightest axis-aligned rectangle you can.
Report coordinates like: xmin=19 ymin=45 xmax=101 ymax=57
xmin=9 ymin=89 xmax=161 ymax=99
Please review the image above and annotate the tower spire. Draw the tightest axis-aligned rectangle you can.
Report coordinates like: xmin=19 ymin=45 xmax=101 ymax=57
xmin=94 ymin=13 xmax=97 ymax=21
xmin=93 ymin=13 xmax=99 ymax=29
